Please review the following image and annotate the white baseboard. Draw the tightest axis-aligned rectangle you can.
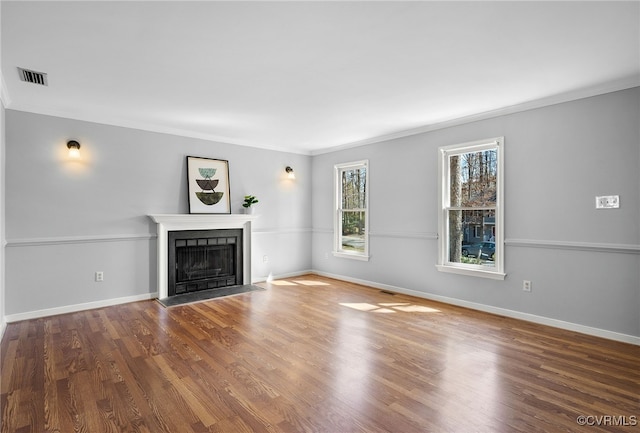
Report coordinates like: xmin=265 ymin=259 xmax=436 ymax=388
xmin=1 ymin=270 xmax=315 ymax=323
xmin=2 ymin=269 xmax=316 ymax=323
xmin=312 ymin=270 xmax=640 ymax=346
xmin=5 ymin=292 xmax=158 ymax=323
xmin=4 ymin=270 xmax=638 ymax=347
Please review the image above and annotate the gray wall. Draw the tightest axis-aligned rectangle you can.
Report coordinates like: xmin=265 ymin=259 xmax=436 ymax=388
xmin=1 ymin=97 xmax=5 ymax=334
xmin=0 ymin=1 xmax=5 ymax=336
xmin=5 ymin=111 xmax=312 ymax=315
xmin=4 ymin=88 xmax=639 ymax=340
xmin=311 ymin=87 xmax=640 ymax=338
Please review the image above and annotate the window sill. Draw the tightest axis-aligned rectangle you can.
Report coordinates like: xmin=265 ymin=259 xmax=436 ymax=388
xmin=436 ymin=264 xmax=506 ymax=280
xmin=333 ymin=251 xmax=370 ymax=261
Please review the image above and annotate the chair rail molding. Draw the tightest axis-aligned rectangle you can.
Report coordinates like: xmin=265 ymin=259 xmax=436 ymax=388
xmin=505 ymin=239 xmax=640 ymax=255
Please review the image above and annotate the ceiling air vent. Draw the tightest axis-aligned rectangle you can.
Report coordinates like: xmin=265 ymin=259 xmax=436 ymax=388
xmin=17 ymin=67 xmax=48 ymax=86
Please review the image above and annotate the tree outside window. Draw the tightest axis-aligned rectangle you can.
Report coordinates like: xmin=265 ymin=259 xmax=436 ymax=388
xmin=438 ymin=138 xmax=505 ymax=279
xmin=334 ymin=160 xmax=369 ymax=260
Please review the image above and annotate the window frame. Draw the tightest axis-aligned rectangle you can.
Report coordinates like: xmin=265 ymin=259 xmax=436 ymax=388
xmin=436 ymin=137 xmax=505 ymax=279
xmin=333 ymin=159 xmax=370 ymax=261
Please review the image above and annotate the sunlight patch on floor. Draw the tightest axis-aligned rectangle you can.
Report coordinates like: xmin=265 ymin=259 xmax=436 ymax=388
xmin=340 ymin=302 xmax=440 ymax=314
xmin=340 ymin=303 xmax=379 ymax=312
xmin=270 ymin=280 xmax=298 ymax=286
xmin=391 ymin=305 xmax=441 ymax=313
xmin=372 ymin=308 xmax=396 ymax=314
xmin=296 ymin=280 xmax=331 ymax=286
xmin=270 ymin=279 xmax=332 ymax=286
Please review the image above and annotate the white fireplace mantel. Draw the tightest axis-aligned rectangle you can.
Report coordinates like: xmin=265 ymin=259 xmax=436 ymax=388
xmin=149 ymin=214 xmax=257 ymax=299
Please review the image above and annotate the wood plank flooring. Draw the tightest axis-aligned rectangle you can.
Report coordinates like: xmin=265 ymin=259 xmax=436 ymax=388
xmin=1 ymin=275 xmax=639 ymax=432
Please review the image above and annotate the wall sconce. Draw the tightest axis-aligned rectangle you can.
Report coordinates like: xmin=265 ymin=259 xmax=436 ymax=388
xmin=285 ymin=166 xmax=295 ymax=179
xmin=67 ymin=140 xmax=81 ymax=158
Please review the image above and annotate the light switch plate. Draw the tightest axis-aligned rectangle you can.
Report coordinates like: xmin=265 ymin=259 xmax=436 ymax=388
xmin=595 ymin=195 xmax=619 ymax=209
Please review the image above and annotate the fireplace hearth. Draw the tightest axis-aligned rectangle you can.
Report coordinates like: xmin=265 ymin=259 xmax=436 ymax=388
xmin=168 ymin=229 xmax=243 ymax=296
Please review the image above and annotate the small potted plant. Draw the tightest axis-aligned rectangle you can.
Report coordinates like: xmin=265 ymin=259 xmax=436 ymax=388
xmin=242 ymin=195 xmax=259 ymax=214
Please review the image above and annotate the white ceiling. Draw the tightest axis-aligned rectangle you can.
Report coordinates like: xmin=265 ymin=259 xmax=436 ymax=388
xmin=2 ymin=1 xmax=639 ymax=154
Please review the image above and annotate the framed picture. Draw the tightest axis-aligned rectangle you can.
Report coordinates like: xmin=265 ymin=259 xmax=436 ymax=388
xmin=186 ymin=156 xmax=231 ymax=214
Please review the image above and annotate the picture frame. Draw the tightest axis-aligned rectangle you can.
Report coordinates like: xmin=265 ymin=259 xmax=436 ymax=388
xmin=186 ymin=156 xmax=231 ymax=214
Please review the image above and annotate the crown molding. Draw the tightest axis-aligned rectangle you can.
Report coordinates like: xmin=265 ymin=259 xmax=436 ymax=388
xmin=0 ymin=72 xmax=11 ymax=108
xmin=311 ymin=75 xmax=640 ymax=155
xmin=4 ymin=75 xmax=638 ymax=156
xmin=5 ymin=101 xmax=312 ymax=155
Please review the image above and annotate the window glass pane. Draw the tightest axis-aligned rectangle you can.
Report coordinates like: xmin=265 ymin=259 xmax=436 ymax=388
xmin=449 ymin=149 xmax=497 ymax=207
xmin=341 ymin=168 xmax=367 ymax=209
xmin=341 ymin=210 xmax=366 ymax=253
xmin=448 ymin=209 xmax=496 ymax=266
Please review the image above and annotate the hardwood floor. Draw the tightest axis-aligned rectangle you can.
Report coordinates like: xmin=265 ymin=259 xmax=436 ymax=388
xmin=1 ymin=275 xmax=638 ymax=433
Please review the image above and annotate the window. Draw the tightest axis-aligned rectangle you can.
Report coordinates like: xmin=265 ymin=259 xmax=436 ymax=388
xmin=437 ymin=137 xmax=505 ymax=279
xmin=334 ymin=160 xmax=369 ymax=260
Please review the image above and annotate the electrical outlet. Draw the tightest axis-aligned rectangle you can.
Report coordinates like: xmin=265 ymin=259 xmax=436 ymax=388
xmin=523 ymin=280 xmax=531 ymax=292
xmin=95 ymin=271 xmax=104 ymax=282
xmin=596 ymin=195 xmax=619 ymax=209
xmin=263 ymin=255 xmax=269 ymax=263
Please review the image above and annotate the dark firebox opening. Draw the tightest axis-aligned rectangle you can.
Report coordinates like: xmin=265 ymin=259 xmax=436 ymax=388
xmin=168 ymin=229 xmax=243 ymax=296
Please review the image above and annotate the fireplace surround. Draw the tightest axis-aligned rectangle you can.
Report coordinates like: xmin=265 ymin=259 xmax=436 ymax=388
xmin=149 ymin=214 xmax=256 ymax=299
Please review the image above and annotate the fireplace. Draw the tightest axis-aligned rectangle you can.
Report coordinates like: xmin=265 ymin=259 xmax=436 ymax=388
xmin=149 ymin=214 xmax=256 ymax=300
xmin=168 ymin=229 xmax=243 ymax=296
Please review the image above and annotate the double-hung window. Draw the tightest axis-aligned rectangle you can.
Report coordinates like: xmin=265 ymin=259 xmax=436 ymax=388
xmin=334 ymin=160 xmax=369 ymax=261
xmin=437 ymin=137 xmax=505 ymax=279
